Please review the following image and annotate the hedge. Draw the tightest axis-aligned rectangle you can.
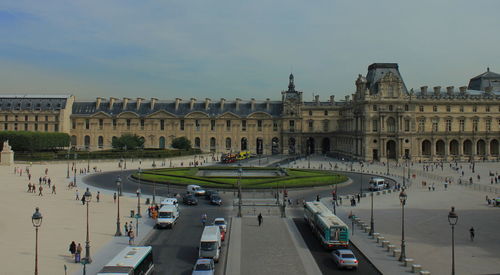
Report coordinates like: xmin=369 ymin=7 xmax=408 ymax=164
xmin=0 ymin=131 xmax=70 ymax=152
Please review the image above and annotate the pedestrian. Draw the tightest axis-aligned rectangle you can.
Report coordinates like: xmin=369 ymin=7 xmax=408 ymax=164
xmin=76 ymin=243 xmax=83 ymax=263
xmin=27 ymin=182 xmax=32 ymax=193
xmin=39 ymin=177 xmax=42 ymax=185
xmin=469 ymin=227 xmax=475 ymax=241
xmin=52 ymin=185 xmax=56 ymax=194
xmin=432 ymin=183 xmax=435 ymax=191
xmin=357 ymin=193 xmax=361 ymax=203
xmin=48 ymin=178 xmax=51 ymax=188
xmin=258 ymin=213 xmax=263 ymax=226
xmin=81 ymin=196 xmax=85 ymax=205
xmin=124 ymin=222 xmax=129 ymax=234
xmin=69 ymin=241 xmax=76 ymax=256
xmin=38 ymin=185 xmax=43 ymax=196
xmin=113 ymin=192 xmax=117 ymax=203
xmin=444 ymin=182 xmax=448 ymax=190
xmin=96 ymin=191 xmax=100 ymax=202
xmin=316 ymin=195 xmax=320 ymax=202
xmin=128 ymin=229 xmax=135 ymax=245
xmin=76 ymin=189 xmax=79 ymax=200
xmin=339 ymin=196 xmax=343 ymax=205
xmin=128 ymin=222 xmax=133 ymax=232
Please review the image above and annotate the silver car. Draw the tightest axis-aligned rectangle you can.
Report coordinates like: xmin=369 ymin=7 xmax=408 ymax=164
xmin=331 ymin=249 xmax=358 ymax=270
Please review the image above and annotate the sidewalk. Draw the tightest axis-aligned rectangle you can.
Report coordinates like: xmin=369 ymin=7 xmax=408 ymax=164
xmin=226 ymin=216 xmax=321 ymax=275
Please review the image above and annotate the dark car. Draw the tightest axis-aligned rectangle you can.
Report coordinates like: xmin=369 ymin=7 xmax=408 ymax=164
xmin=210 ymin=195 xmax=222 ymax=206
xmin=205 ymin=190 xmax=218 ymax=200
xmin=183 ymin=194 xmax=198 ymax=205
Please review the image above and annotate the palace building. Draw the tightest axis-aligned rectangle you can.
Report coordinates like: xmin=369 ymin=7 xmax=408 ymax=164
xmin=1 ymin=63 xmax=499 ymax=162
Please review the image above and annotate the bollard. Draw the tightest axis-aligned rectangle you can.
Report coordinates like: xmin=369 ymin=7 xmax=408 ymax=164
xmin=377 ymin=236 xmax=385 ymax=243
xmin=381 ymin=240 xmax=390 ymax=248
xmin=387 ymin=244 xmax=395 ymax=252
xmin=393 ymin=249 xmax=401 ymax=258
xmin=364 ymin=226 xmax=371 ymax=233
xmin=405 ymin=258 xmax=414 ymax=267
xmin=372 ymin=232 xmax=380 ymax=240
xmin=419 ymin=271 xmax=431 ymax=275
xmin=412 ymin=264 xmax=422 ymax=273
xmin=130 ymin=210 xmax=135 ymax=218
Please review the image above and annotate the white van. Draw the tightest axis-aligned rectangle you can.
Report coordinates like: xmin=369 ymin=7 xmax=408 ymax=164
xmin=199 ymin=226 xmax=222 ymax=262
xmin=156 ymin=205 xmax=179 ymax=229
xmin=160 ymin=198 xmax=179 ymax=209
xmin=187 ymin=185 xmax=206 ymax=196
xmin=369 ymin=177 xmax=387 ymax=191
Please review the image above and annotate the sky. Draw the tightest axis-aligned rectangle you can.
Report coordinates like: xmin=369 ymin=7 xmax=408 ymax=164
xmin=0 ymin=0 xmax=499 ymax=101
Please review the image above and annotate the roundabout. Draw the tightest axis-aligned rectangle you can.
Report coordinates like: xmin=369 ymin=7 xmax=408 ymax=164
xmin=132 ymin=166 xmax=348 ymax=189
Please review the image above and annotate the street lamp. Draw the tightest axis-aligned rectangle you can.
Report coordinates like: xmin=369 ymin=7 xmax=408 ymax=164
xmin=83 ymin=188 xmax=92 ymax=263
xmin=276 ymin=164 xmax=281 ymax=204
xmin=369 ymin=191 xmax=375 ymax=236
xmin=66 ymin=148 xmax=70 ymax=179
xmin=398 ymin=189 xmax=407 ymax=262
xmin=136 ymin=188 xmax=142 ymax=218
xmin=237 ymin=164 xmax=243 ymax=218
xmin=448 ymin=206 xmax=458 ymax=275
xmin=32 ymin=207 xmax=43 ymax=275
xmin=386 ymin=155 xmax=390 ymax=175
xmin=87 ymin=149 xmax=90 ymax=172
xmin=73 ymin=153 xmax=77 ymax=187
xmin=115 ymin=177 xmax=122 ymax=236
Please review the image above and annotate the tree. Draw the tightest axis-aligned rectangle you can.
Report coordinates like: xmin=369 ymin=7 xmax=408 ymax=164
xmin=0 ymin=131 xmax=69 ymax=152
xmin=171 ymin=137 xmax=192 ymax=150
xmin=112 ymin=134 xmax=145 ymax=150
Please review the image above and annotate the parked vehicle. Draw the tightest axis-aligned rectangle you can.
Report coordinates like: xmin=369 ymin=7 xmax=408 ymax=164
xmin=97 ymin=246 xmax=154 ymax=275
xmin=213 ymin=218 xmax=227 ymax=232
xmin=199 ymin=226 xmax=222 ymax=262
xmin=160 ymin=198 xmax=179 ymax=209
xmin=368 ymin=177 xmax=388 ymax=191
xmin=210 ymin=195 xmax=222 ymax=206
xmin=204 ymin=190 xmax=217 ymax=200
xmin=192 ymin=258 xmax=215 ymax=275
xmin=183 ymin=193 xmax=199 ymax=205
xmin=304 ymin=201 xmax=349 ymax=249
xmin=331 ymin=249 xmax=358 ymax=270
xmin=156 ymin=205 xmax=179 ymax=229
xmin=187 ymin=185 xmax=206 ymax=196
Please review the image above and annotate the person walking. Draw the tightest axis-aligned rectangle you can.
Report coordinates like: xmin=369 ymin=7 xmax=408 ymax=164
xmin=316 ymin=195 xmax=320 ymax=202
xmin=258 ymin=213 xmax=263 ymax=226
xmin=69 ymin=241 xmax=76 ymax=256
xmin=113 ymin=193 xmax=117 ymax=203
xmin=201 ymin=213 xmax=207 ymax=226
xmin=81 ymin=196 xmax=85 ymax=205
xmin=124 ymin=222 xmax=129 ymax=235
xmin=96 ymin=191 xmax=100 ymax=202
xmin=357 ymin=193 xmax=361 ymax=203
xmin=75 ymin=189 xmax=79 ymax=200
xmin=52 ymin=185 xmax=56 ymax=194
xmin=27 ymin=182 xmax=32 ymax=193
xmin=38 ymin=185 xmax=43 ymax=196
xmin=470 ymin=227 xmax=475 ymax=241
xmin=128 ymin=229 xmax=135 ymax=245
xmin=75 ymin=243 xmax=83 ymax=263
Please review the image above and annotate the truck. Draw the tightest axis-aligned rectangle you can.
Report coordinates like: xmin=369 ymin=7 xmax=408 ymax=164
xmin=304 ymin=201 xmax=349 ymax=249
xmin=199 ymin=226 xmax=222 ymax=262
xmin=156 ymin=205 xmax=179 ymax=229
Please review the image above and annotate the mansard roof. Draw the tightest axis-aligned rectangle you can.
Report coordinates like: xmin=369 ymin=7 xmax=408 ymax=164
xmin=468 ymin=68 xmax=500 ymax=92
xmin=365 ymin=63 xmax=408 ymax=94
xmin=0 ymin=94 xmax=70 ymax=111
xmin=72 ymin=99 xmax=283 ymax=118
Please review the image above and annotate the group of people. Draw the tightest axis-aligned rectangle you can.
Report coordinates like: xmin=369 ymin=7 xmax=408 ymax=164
xmin=69 ymin=241 xmax=84 ymax=262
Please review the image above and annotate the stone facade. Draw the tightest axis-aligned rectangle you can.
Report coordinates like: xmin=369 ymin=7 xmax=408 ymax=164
xmin=1 ymin=64 xmax=499 ymax=161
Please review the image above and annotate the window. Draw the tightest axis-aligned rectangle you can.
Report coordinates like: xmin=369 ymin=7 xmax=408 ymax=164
xmin=308 ymin=120 xmax=314 ymax=130
xmin=418 ymin=119 xmax=425 ymax=132
xmin=24 ymin=123 xmax=28 ymax=131
xmin=226 ymin=120 xmax=231 ymax=131
xmin=44 ymin=123 xmax=48 ymax=132
xmin=241 ymin=120 xmax=247 ymax=131
xmin=257 ymin=120 xmax=262 ymax=131
xmin=180 ymin=120 xmax=185 ymax=131
xmin=324 ymin=110 xmax=328 ymax=116
xmin=433 ymin=105 xmax=437 ymax=112
xmin=210 ymin=120 xmax=215 ymax=131
xmin=113 ymin=119 xmax=117 ymax=129
xmin=34 ymin=123 xmax=38 ymax=131
xmin=404 ymin=119 xmax=410 ymax=132
xmin=323 ymin=120 xmax=329 ymax=132
xmin=54 ymin=124 xmax=59 ymax=132
xmin=373 ymin=105 xmax=378 ymax=111
xmin=140 ymin=119 xmax=145 ymax=130
xmin=195 ymin=120 xmax=200 ymax=131
xmin=486 ymin=119 xmax=491 ymax=131
xmin=459 ymin=106 xmax=464 ymax=112
xmin=372 ymin=120 xmax=378 ymax=132
xmin=473 ymin=119 xmax=478 ymax=131
xmin=85 ymin=119 xmax=90 ymax=129
xmin=388 ymin=105 xmax=393 ymax=111
xmin=404 ymin=104 xmax=409 ymax=111
xmin=459 ymin=119 xmax=465 ymax=132
xmin=419 ymin=105 xmax=424 ymax=112
xmin=14 ymin=123 xmax=18 ymax=131
xmin=225 ymin=137 xmax=231 ymax=149
xmin=45 ymin=115 xmax=48 ymax=121
xmin=35 ymin=115 xmax=38 ymax=122
xmin=273 ymin=121 xmax=278 ymax=131
xmin=486 ymin=105 xmax=490 ymax=112
xmin=24 ymin=115 xmax=28 ymax=121
xmin=432 ymin=121 xmax=438 ymax=132
xmin=289 ymin=120 xmax=295 ymax=132
xmin=4 ymin=115 xmax=7 ymax=121
xmin=72 ymin=120 xmax=76 ymax=129
xmin=4 ymin=123 xmax=7 ymax=130
xmin=446 ymin=119 xmax=452 ymax=132
xmin=126 ymin=119 xmax=131 ymax=129
xmin=446 ymin=105 xmax=451 ymax=112
xmin=309 ymin=110 xmax=312 ymax=116
xmin=99 ymin=119 xmax=104 ymax=130
xmin=195 ymin=137 xmax=200 ymax=148
xmin=472 ymin=105 xmax=477 ymax=112
xmin=160 ymin=119 xmax=165 ymax=130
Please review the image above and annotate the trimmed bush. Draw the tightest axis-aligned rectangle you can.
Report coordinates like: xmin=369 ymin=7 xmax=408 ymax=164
xmin=0 ymin=131 xmax=69 ymax=152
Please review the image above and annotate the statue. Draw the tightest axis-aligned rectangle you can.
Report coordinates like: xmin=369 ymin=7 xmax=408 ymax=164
xmin=1 ymin=140 xmax=14 ymax=165
xmin=2 ymin=140 xmax=12 ymax=152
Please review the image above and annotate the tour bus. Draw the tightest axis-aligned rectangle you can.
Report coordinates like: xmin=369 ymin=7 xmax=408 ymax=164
xmin=97 ymin=246 xmax=154 ymax=275
xmin=156 ymin=204 xmax=179 ymax=229
xmin=199 ymin=225 xmax=222 ymax=262
xmin=304 ymin=201 xmax=349 ymax=249
xmin=369 ymin=177 xmax=387 ymax=191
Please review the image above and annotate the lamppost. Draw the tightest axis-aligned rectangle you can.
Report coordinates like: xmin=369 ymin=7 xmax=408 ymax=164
xmin=115 ymin=177 xmax=122 ymax=236
xmin=398 ymin=189 xmax=407 ymax=262
xmin=402 ymin=158 xmax=406 ymax=188
xmin=282 ymin=181 xmax=287 ymax=218
xmin=276 ymin=164 xmax=281 ymax=204
xmin=124 ymin=145 xmax=127 ymax=169
xmin=83 ymin=188 xmax=92 ymax=263
xmin=448 ymin=206 xmax=458 ymax=275
xmin=369 ymin=191 xmax=375 ymax=236
xmin=137 ymin=166 xmax=142 ymax=218
xmin=66 ymin=148 xmax=70 ymax=179
xmin=73 ymin=153 xmax=77 ymax=187
xmin=237 ymin=164 xmax=243 ymax=218
xmin=386 ymin=155 xmax=390 ymax=175
xmin=360 ymin=164 xmax=364 ymax=196
xmin=87 ymin=149 xmax=90 ymax=172
xmin=32 ymin=207 xmax=43 ymax=275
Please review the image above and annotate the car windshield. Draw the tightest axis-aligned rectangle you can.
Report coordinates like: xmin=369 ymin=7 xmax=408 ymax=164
xmin=342 ymin=254 xmax=355 ymax=258
xmin=214 ymin=221 xmax=224 ymax=225
xmin=159 ymin=212 xmax=172 ymax=218
xmin=212 ymin=196 xmax=220 ymax=200
xmin=200 ymin=241 xmax=216 ymax=251
xmin=195 ymin=263 xmax=212 ymax=271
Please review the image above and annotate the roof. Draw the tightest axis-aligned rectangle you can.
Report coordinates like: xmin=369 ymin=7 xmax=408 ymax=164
xmin=365 ymin=63 xmax=408 ymax=95
xmin=305 ymin=201 xmax=348 ymax=228
xmin=102 ymin=246 xmax=152 ymax=268
xmin=0 ymin=94 xmax=70 ymax=111
xmin=468 ymin=68 xmax=500 ymax=92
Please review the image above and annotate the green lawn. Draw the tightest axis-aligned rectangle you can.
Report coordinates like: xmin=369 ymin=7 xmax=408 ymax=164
xmin=134 ymin=167 xmax=347 ymax=189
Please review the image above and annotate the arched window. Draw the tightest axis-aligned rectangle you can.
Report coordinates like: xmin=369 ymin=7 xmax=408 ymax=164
xmin=225 ymin=138 xmax=231 ymax=150
xmin=84 ymin=135 xmax=90 ymax=149
xmin=387 ymin=117 xmax=396 ymax=132
xmin=195 ymin=137 xmax=201 ymax=148
xmin=71 ymin=135 xmax=77 ymax=147
xmin=98 ymin=136 xmax=104 ymax=149
xmin=159 ymin=136 xmax=166 ymax=149
xmin=210 ymin=137 xmax=216 ymax=152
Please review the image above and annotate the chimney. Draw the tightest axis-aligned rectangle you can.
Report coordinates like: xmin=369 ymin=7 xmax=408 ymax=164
xmin=122 ymin=98 xmax=130 ymax=110
xmin=420 ymin=86 xmax=428 ymax=95
xmin=136 ymin=97 xmax=144 ymax=111
xmin=96 ymin=97 xmax=102 ymax=109
xmin=220 ymin=98 xmax=225 ymax=111
xmin=205 ymin=98 xmax=211 ymax=110
xmin=459 ymin=86 xmax=467 ymax=94
xmin=315 ymin=95 xmax=320 ymax=106
xmin=446 ymin=86 xmax=454 ymax=95
xmin=330 ymin=95 xmax=335 ymax=104
xmin=266 ymin=98 xmax=270 ymax=111
xmin=250 ymin=98 xmax=256 ymax=111
xmin=235 ymin=98 xmax=241 ymax=111
xmin=109 ymin=97 xmax=117 ymax=109
xmin=345 ymin=95 xmax=350 ymax=101
xmin=433 ymin=86 xmax=441 ymax=96
xmin=175 ymin=98 xmax=181 ymax=111
xmin=190 ymin=98 xmax=196 ymax=110
xmin=150 ymin=98 xmax=158 ymax=110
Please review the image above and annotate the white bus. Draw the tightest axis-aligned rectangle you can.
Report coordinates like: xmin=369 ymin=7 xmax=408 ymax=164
xmin=97 ymin=246 xmax=154 ymax=275
xmin=304 ymin=201 xmax=350 ymax=249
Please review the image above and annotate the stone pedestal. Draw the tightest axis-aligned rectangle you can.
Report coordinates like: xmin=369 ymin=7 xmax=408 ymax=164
xmin=1 ymin=151 xmax=14 ymax=165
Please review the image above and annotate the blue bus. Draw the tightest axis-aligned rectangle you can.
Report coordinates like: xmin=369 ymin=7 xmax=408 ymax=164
xmin=304 ymin=201 xmax=349 ymax=249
